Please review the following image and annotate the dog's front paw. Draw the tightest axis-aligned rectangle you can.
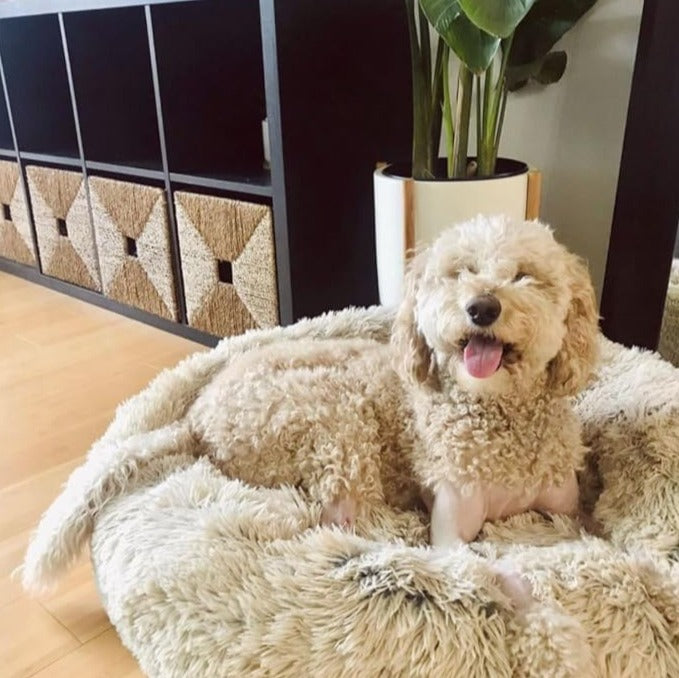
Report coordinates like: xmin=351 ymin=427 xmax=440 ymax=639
xmin=492 ymin=559 xmax=536 ymax=613
xmin=320 ymin=495 xmax=357 ymax=529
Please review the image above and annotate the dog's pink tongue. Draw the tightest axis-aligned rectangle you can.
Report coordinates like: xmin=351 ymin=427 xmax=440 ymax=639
xmin=463 ymin=336 xmax=503 ymax=379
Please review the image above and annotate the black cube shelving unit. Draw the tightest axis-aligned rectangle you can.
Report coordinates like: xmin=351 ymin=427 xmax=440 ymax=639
xmin=152 ymin=0 xmax=267 ymax=184
xmin=64 ymin=6 xmax=163 ymax=172
xmin=0 ymin=13 xmax=80 ymax=161
xmin=0 ymin=0 xmax=411 ymax=345
xmin=0 ymin=82 xmax=12 ymax=152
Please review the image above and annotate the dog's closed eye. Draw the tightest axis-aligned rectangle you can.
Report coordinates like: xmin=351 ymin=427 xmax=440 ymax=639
xmin=454 ymin=264 xmax=478 ymax=277
xmin=512 ymin=269 xmax=556 ymax=296
xmin=443 ymin=263 xmax=478 ymax=279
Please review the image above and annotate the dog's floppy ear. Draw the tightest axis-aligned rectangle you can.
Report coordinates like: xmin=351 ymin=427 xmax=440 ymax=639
xmin=548 ymin=253 xmax=600 ymax=396
xmin=391 ymin=249 xmax=438 ymax=388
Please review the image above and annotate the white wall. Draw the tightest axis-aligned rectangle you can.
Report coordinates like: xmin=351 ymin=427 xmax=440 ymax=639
xmin=494 ymin=0 xmax=643 ymax=299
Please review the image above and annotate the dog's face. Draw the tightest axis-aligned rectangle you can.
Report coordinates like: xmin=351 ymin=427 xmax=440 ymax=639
xmin=392 ymin=215 xmax=599 ymax=397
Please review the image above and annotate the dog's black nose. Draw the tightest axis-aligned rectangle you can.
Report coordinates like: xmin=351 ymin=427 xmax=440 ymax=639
xmin=466 ymin=295 xmax=501 ymax=326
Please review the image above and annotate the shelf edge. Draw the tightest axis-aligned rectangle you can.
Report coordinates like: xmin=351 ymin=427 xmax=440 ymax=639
xmin=169 ymin=171 xmax=273 ymax=197
xmin=86 ymin=160 xmax=166 ymax=181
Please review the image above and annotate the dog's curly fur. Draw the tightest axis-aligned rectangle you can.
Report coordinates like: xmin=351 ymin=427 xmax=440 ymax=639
xmin=188 ymin=215 xmax=599 ymax=541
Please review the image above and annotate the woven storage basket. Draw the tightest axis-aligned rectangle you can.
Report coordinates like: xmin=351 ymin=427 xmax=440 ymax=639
xmin=659 ymin=259 xmax=679 ymax=367
xmin=89 ymin=176 xmax=178 ymax=320
xmin=174 ymin=191 xmax=278 ymax=336
xmin=0 ymin=160 xmax=35 ymax=266
xmin=26 ymin=165 xmax=100 ymax=290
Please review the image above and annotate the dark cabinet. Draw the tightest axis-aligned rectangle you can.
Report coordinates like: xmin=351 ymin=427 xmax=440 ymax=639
xmin=0 ymin=0 xmax=411 ymax=345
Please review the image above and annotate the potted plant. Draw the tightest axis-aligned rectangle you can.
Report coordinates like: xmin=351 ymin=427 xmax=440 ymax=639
xmin=375 ymin=0 xmax=599 ymax=305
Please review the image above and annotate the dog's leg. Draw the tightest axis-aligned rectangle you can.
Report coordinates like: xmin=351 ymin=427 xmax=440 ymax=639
xmin=430 ymin=480 xmax=485 ymax=547
xmin=312 ymin=397 xmax=385 ymax=530
xmin=534 ymin=471 xmax=602 ymax=534
xmin=492 ymin=558 xmax=536 ymax=614
xmin=535 ymin=473 xmax=603 ymax=537
xmin=320 ymin=495 xmax=357 ymax=528
xmin=535 ymin=471 xmax=579 ymax=516
xmin=429 ymin=482 xmax=535 ymax=610
xmin=428 ymin=482 xmax=537 ymax=612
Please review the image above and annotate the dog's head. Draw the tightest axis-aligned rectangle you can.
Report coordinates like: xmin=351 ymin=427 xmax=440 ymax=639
xmin=392 ymin=215 xmax=599 ymax=397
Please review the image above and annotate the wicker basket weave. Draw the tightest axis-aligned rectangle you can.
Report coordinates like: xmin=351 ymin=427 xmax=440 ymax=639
xmin=174 ymin=190 xmax=278 ymax=336
xmin=0 ymin=160 xmax=35 ymax=266
xmin=26 ymin=165 xmax=100 ymax=290
xmin=89 ymin=176 xmax=178 ymax=320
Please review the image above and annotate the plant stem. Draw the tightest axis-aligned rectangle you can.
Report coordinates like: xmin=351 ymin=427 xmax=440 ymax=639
xmin=497 ymin=34 xmax=514 ymax=98
xmin=418 ymin=6 xmax=433 ymax=173
xmin=441 ymin=46 xmax=454 ymax=178
xmin=493 ymin=87 xmax=508 ymax=168
xmin=492 ymin=35 xmax=513 ymax=171
xmin=430 ymin=38 xmax=446 ymax=174
xmin=482 ymin=60 xmax=493 ymax=141
xmin=406 ymin=0 xmax=429 ymax=179
xmin=475 ymin=75 xmax=482 ymax=164
xmin=419 ymin=6 xmax=431 ymax=97
xmin=452 ymin=64 xmax=473 ymax=178
xmin=479 ymin=35 xmax=514 ymax=176
xmin=477 ymin=61 xmax=495 ymax=175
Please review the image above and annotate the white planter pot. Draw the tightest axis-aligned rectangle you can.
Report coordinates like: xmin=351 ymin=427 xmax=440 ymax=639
xmin=374 ymin=159 xmax=540 ymax=306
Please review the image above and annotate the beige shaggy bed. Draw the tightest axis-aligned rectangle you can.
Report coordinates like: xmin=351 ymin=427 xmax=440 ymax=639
xmin=21 ymin=307 xmax=679 ymax=678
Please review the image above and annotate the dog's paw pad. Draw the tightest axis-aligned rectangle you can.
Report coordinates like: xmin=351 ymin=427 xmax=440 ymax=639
xmin=321 ymin=496 xmax=357 ymax=529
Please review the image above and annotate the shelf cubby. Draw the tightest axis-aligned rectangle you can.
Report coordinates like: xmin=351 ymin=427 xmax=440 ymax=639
xmin=172 ymin=186 xmax=278 ymax=337
xmin=151 ymin=0 xmax=267 ymax=181
xmin=64 ymin=6 xmax=162 ymax=170
xmin=0 ymin=14 xmax=79 ymax=159
xmin=25 ymin=163 xmax=101 ymax=291
xmin=0 ymin=158 xmax=35 ymax=267
xmin=88 ymin=173 xmax=178 ymax=320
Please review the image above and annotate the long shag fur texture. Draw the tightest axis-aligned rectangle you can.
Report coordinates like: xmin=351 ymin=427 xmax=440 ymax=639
xmin=19 ymin=303 xmax=679 ymax=677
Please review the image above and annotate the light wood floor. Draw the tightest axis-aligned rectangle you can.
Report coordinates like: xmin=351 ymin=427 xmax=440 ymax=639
xmin=0 ymin=271 xmax=204 ymax=678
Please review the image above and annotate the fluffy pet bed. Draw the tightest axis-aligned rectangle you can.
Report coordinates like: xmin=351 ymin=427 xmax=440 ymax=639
xmin=22 ymin=308 xmax=679 ymax=677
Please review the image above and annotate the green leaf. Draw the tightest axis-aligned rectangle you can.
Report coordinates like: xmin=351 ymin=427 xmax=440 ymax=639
xmin=420 ymin=0 xmax=500 ymax=73
xmin=418 ymin=0 xmax=462 ymax=34
xmin=458 ymin=0 xmax=537 ymax=38
xmin=535 ymin=50 xmax=567 ymax=83
xmin=506 ymin=50 xmax=567 ymax=91
xmin=508 ymin=78 xmax=530 ymax=92
xmin=509 ymin=0 xmax=599 ymax=67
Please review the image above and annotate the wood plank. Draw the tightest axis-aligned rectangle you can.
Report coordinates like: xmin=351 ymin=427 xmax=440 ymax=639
xmin=0 ymin=598 xmax=80 ymax=678
xmin=41 ymin=558 xmax=112 ymax=643
xmin=0 ymin=530 xmax=30 ymax=607
xmin=0 ymin=271 xmax=200 ymax=676
xmin=30 ymin=628 xmax=143 ymax=678
xmin=0 ymin=458 xmax=82 ymax=541
xmin=525 ymin=169 xmax=542 ymax=220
